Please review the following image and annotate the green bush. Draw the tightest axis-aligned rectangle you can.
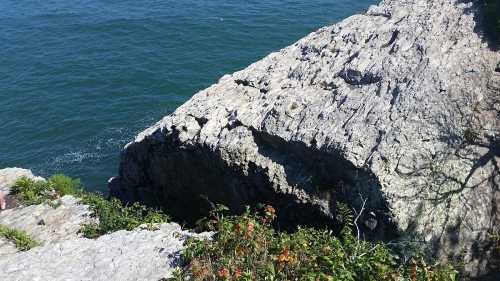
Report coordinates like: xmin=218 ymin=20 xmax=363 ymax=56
xmin=49 ymin=174 xmax=80 ymax=196
xmin=11 ymin=174 xmax=79 ymax=205
xmin=169 ymin=205 xmax=459 ymax=281
xmin=79 ymin=192 xmax=169 ymax=238
xmin=0 ymin=224 xmax=39 ymax=251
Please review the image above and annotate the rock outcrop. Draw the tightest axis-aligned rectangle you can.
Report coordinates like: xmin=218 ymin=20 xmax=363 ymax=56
xmin=0 ymin=195 xmax=93 ymax=255
xmin=0 ymin=223 xmax=208 ymax=281
xmin=110 ymin=0 xmax=500 ymax=278
xmin=0 ymin=168 xmax=210 ymax=280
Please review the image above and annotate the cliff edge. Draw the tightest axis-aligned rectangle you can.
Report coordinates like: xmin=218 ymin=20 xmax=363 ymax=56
xmin=0 ymin=168 xmax=208 ymax=281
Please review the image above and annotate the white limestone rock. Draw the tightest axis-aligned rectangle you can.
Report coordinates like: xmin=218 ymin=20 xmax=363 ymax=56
xmin=110 ymin=0 xmax=500 ymax=278
xmin=0 ymin=223 xmax=210 ymax=281
xmin=0 ymin=168 xmax=211 ymax=280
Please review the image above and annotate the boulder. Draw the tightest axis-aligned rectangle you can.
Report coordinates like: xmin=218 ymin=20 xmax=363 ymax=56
xmin=110 ymin=0 xmax=499 ymax=278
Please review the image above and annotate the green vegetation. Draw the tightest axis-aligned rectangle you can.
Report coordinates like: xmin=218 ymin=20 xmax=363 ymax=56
xmin=11 ymin=175 xmax=169 ymax=239
xmin=462 ymin=128 xmax=479 ymax=143
xmin=79 ymin=192 xmax=169 ymax=238
xmin=488 ymin=232 xmax=500 ymax=254
xmin=0 ymin=224 xmax=39 ymax=251
xmin=10 ymin=175 xmax=460 ymax=279
xmin=11 ymin=174 xmax=78 ymax=205
xmin=169 ymin=205 xmax=459 ymax=281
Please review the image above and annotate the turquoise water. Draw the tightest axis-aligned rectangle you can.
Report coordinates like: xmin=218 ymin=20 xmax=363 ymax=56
xmin=0 ymin=0 xmax=376 ymax=191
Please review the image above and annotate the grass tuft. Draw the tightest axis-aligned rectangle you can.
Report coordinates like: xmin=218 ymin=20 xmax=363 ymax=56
xmin=0 ymin=224 xmax=39 ymax=251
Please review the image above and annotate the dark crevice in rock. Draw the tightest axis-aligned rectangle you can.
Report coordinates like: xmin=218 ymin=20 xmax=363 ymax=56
xmin=364 ymin=130 xmax=385 ymax=167
xmin=341 ymin=108 xmax=359 ymax=129
xmin=390 ymin=85 xmax=400 ymax=105
xmin=337 ymin=95 xmax=348 ymax=109
xmin=235 ymin=79 xmax=251 ymax=87
xmin=382 ymin=29 xmax=399 ymax=48
xmin=320 ymin=81 xmax=338 ymax=90
xmin=235 ymin=79 xmax=269 ymax=94
xmin=345 ymin=51 xmax=360 ymax=65
xmin=367 ymin=11 xmax=391 ymax=19
xmin=193 ymin=115 xmax=208 ymax=128
xmin=339 ymin=68 xmax=383 ymax=86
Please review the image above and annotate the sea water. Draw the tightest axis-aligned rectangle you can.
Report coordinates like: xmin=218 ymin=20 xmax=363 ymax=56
xmin=0 ymin=0 xmax=376 ymax=191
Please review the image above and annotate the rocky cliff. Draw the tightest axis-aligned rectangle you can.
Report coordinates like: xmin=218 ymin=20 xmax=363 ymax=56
xmin=0 ymin=168 xmax=209 ymax=280
xmin=110 ymin=0 xmax=499 ymax=278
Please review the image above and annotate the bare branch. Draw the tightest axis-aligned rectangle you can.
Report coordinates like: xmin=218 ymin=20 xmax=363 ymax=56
xmin=353 ymin=194 xmax=367 ymax=242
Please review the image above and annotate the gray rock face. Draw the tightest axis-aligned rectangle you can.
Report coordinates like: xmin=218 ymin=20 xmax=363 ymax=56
xmin=0 ymin=223 xmax=209 ymax=281
xmin=0 ymin=168 xmax=210 ymax=280
xmin=0 ymin=168 xmax=94 ymax=256
xmin=111 ymin=0 xmax=499 ymax=278
xmin=0 ymin=195 xmax=94 ymax=255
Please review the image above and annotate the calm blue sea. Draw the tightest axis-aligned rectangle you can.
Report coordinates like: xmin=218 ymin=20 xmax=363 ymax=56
xmin=0 ymin=0 xmax=376 ymax=191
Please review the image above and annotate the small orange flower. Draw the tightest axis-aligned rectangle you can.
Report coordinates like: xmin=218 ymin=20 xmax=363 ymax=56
xmin=264 ymin=205 xmax=276 ymax=215
xmin=234 ymin=267 xmax=242 ymax=278
xmin=262 ymin=205 xmax=277 ymax=223
xmin=217 ymin=267 xmax=230 ymax=279
xmin=247 ymin=221 xmax=254 ymax=233
xmin=277 ymin=248 xmax=290 ymax=263
xmin=276 ymin=248 xmax=296 ymax=265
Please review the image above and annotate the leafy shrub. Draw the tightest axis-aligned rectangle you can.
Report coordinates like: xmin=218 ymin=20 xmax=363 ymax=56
xmin=49 ymin=174 xmax=80 ymax=196
xmin=79 ymin=192 xmax=169 ymax=238
xmin=11 ymin=174 xmax=169 ymax=239
xmin=169 ymin=205 xmax=459 ymax=281
xmin=11 ymin=174 xmax=79 ymax=205
xmin=0 ymin=224 xmax=39 ymax=251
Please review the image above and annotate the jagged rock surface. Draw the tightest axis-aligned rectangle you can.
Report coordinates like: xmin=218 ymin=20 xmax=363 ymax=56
xmin=0 ymin=195 xmax=93 ymax=255
xmin=111 ymin=0 xmax=499 ymax=278
xmin=0 ymin=223 xmax=209 ymax=281
xmin=0 ymin=168 xmax=94 ymax=255
xmin=0 ymin=168 xmax=210 ymax=280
